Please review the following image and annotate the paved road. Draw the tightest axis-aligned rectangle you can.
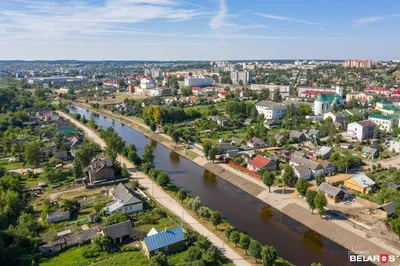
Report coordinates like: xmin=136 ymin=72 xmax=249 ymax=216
xmin=57 ymin=111 xmax=250 ymax=266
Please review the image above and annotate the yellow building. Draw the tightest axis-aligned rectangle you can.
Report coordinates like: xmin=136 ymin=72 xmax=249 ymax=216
xmin=344 ymin=174 xmax=375 ymax=194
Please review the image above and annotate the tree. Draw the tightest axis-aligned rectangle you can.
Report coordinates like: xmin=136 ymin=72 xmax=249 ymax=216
xmin=316 ymin=174 xmax=325 ymax=186
xmin=229 ymin=230 xmax=240 ymax=247
xmin=92 ymin=236 xmax=111 ymax=251
xmin=130 ymin=179 xmax=139 ymax=190
xmin=262 ymin=172 xmax=275 ymax=192
xmin=310 ymin=263 xmax=323 ymax=266
xmin=239 ymin=234 xmax=250 ymax=254
xmin=204 ymin=245 xmax=221 ymax=264
xmin=183 ymin=246 xmax=203 ymax=262
xmin=314 ymin=192 xmax=328 ymax=218
xmin=210 ymin=211 xmax=223 ymax=229
xmin=261 ymin=245 xmax=277 ymax=266
xmin=121 ymin=164 xmax=129 ymax=178
xmin=208 ymin=147 xmax=219 ymax=163
xmin=194 ymin=234 xmax=212 ymax=251
xmin=24 ymin=141 xmax=42 ymax=168
xmin=389 ymin=217 xmax=400 ymax=236
xmin=203 ymin=142 xmax=212 ymax=157
xmin=143 ymin=144 xmax=155 ymax=164
xmin=295 ymin=178 xmax=309 ymax=196
xmin=283 ymin=165 xmax=297 ymax=187
xmin=306 ymin=190 xmax=318 ymax=214
xmin=156 ymin=172 xmax=170 ymax=187
xmin=150 ymin=122 xmax=157 ymax=132
xmin=61 ymin=199 xmax=78 ymax=213
xmin=178 ymin=188 xmax=187 ymax=202
xmin=150 ymin=254 xmax=168 ymax=266
xmin=272 ymin=88 xmax=281 ymax=102
xmin=102 ymin=212 xmax=129 ymax=226
xmin=248 ymin=239 xmax=262 ymax=263
xmin=197 ymin=206 xmax=211 ymax=219
xmin=188 ymin=196 xmax=202 ymax=212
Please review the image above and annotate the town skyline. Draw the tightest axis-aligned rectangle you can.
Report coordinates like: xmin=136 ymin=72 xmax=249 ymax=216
xmin=0 ymin=0 xmax=399 ymax=60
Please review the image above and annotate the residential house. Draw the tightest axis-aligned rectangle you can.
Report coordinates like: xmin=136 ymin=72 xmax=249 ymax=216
xmin=231 ymin=137 xmax=245 ymax=145
xmin=85 ymin=158 xmax=115 ymax=184
xmin=247 ymin=154 xmax=277 ymax=172
xmin=55 ymin=120 xmax=76 ymax=135
xmin=293 ymin=165 xmax=312 ymax=180
xmin=361 ymin=147 xmax=379 ymax=159
xmin=307 ymin=129 xmax=320 ymax=139
xmin=316 ymin=146 xmax=333 ymax=159
xmin=368 ymin=113 xmax=394 ymax=132
xmin=226 ymin=151 xmax=240 ymax=158
xmin=263 ymin=119 xmax=280 ymax=129
xmin=247 ymin=137 xmax=266 ymax=149
xmin=375 ymin=202 xmax=395 ymax=219
xmin=218 ymin=91 xmax=228 ymax=99
xmin=36 ymin=108 xmax=54 ymax=121
xmin=290 ymin=130 xmax=306 ymax=142
xmin=345 ymin=92 xmax=374 ymax=105
xmin=323 ymin=112 xmax=348 ymax=123
xmin=274 ymin=134 xmax=284 ymax=144
xmin=217 ymin=143 xmax=239 ymax=154
xmin=142 ymin=226 xmax=185 ymax=257
xmin=340 ymin=143 xmax=353 ymax=149
xmin=243 ymin=118 xmax=252 ymax=126
xmin=347 ymin=120 xmax=376 ymax=141
xmin=389 ymin=138 xmax=400 ymax=152
xmin=216 ymin=117 xmax=230 ymax=126
xmin=318 ymin=160 xmax=336 ymax=175
xmin=318 ymin=182 xmax=345 ymax=203
xmin=255 ymin=101 xmax=286 ymax=120
xmin=54 ymin=151 xmax=68 ymax=161
xmin=47 ymin=210 xmax=70 ymax=223
xmin=105 ymin=183 xmax=143 ymax=214
xmin=102 ymin=220 xmax=134 ymax=244
xmin=344 ymin=174 xmax=375 ymax=194
xmin=290 ymin=155 xmax=324 ymax=177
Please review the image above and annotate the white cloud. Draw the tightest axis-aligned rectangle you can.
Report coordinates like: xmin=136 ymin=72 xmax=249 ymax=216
xmin=209 ymin=0 xmax=234 ymax=30
xmin=0 ymin=0 xmax=210 ymax=41
xmin=352 ymin=14 xmax=400 ymax=26
xmin=255 ymin=13 xmax=323 ymax=25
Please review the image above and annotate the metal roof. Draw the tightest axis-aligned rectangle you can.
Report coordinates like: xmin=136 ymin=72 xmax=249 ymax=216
xmin=144 ymin=226 xmax=185 ymax=252
xmin=350 ymin=174 xmax=375 ymax=188
xmin=376 ymin=202 xmax=395 ymax=215
xmin=318 ymin=182 xmax=343 ymax=197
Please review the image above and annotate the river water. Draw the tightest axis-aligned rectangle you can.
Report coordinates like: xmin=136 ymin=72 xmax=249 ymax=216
xmin=67 ymin=105 xmax=364 ymax=266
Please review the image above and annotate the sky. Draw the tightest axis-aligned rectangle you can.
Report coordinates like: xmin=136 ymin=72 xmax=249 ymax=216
xmin=0 ymin=0 xmax=399 ymax=61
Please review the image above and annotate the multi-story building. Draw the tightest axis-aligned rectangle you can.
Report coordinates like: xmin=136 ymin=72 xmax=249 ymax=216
xmin=140 ymin=77 xmax=157 ymax=89
xmin=347 ymin=120 xmax=376 ymax=141
xmin=230 ymin=70 xmax=252 ymax=85
xmin=144 ymin=68 xmax=162 ymax=78
xmin=343 ymin=60 xmax=376 ymax=68
xmin=184 ymin=77 xmax=213 ymax=87
xmin=389 ymin=138 xmax=400 ymax=152
xmin=256 ymin=101 xmax=286 ymax=120
xmin=368 ymin=113 xmax=394 ymax=132
xmin=250 ymin=84 xmax=290 ymax=99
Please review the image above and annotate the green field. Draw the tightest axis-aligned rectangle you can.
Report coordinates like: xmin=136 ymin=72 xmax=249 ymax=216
xmin=1 ymin=162 xmax=24 ymax=169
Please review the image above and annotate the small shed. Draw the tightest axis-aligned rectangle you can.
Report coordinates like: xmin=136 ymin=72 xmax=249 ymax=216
xmin=375 ymin=202 xmax=395 ymax=219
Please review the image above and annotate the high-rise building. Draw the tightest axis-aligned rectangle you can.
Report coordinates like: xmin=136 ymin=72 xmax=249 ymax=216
xmin=184 ymin=77 xmax=213 ymax=87
xmin=343 ymin=60 xmax=376 ymax=68
xmin=230 ymin=70 xmax=252 ymax=85
xmin=144 ymin=68 xmax=162 ymax=78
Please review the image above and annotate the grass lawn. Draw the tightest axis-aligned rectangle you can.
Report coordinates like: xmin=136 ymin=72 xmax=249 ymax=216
xmin=134 ymin=217 xmax=177 ymax=233
xmin=40 ymin=246 xmax=110 ymax=266
xmin=2 ymin=162 xmax=24 ymax=169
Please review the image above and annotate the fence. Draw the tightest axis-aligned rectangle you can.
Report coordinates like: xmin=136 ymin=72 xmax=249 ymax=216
xmin=227 ymin=161 xmax=261 ymax=179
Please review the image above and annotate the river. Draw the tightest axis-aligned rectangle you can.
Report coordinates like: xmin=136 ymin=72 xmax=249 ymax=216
xmin=67 ymin=105 xmax=362 ymax=266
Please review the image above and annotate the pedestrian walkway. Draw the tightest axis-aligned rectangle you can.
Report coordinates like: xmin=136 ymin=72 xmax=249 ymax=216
xmin=57 ymin=111 xmax=251 ymax=266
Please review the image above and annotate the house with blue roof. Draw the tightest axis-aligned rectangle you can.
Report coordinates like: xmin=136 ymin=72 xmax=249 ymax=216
xmin=142 ymin=226 xmax=185 ymax=257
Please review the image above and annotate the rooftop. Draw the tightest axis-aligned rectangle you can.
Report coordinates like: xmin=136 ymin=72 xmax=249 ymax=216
xmin=350 ymin=174 xmax=375 ymax=188
xmin=369 ymin=113 xmax=394 ymax=120
xmin=248 ymin=154 xmax=271 ymax=169
xmin=144 ymin=226 xmax=185 ymax=252
xmin=318 ymin=182 xmax=343 ymax=197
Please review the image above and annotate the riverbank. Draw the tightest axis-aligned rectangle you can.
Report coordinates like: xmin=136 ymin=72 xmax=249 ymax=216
xmin=65 ymin=101 xmax=400 ymax=264
xmin=57 ymin=110 xmax=252 ymax=266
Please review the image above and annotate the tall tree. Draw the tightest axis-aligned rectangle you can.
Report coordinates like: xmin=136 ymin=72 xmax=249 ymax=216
xmin=314 ymin=192 xmax=328 ymax=218
xmin=24 ymin=141 xmax=42 ymax=169
xmin=295 ymin=178 xmax=309 ymax=196
xmin=262 ymin=172 xmax=275 ymax=193
xmin=203 ymin=142 xmax=212 ymax=157
xmin=229 ymin=231 xmax=240 ymax=247
xmin=143 ymin=144 xmax=155 ymax=164
xmin=306 ymin=190 xmax=318 ymax=214
xmin=239 ymin=234 xmax=250 ymax=254
xmin=210 ymin=211 xmax=223 ymax=229
xmin=249 ymin=239 xmax=262 ymax=263
xmin=261 ymin=245 xmax=277 ymax=266
xmin=283 ymin=165 xmax=297 ymax=187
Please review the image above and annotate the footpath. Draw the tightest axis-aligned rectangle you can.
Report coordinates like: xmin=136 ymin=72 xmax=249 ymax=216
xmin=57 ymin=111 xmax=251 ymax=266
xmin=64 ymin=103 xmax=400 ymax=263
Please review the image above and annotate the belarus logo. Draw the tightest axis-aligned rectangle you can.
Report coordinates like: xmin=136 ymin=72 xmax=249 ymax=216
xmin=380 ymin=254 xmax=389 ymax=264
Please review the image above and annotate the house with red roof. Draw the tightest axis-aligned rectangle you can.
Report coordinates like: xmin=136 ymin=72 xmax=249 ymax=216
xmin=364 ymin=87 xmax=391 ymax=96
xmin=247 ymin=154 xmax=277 ymax=172
xmin=192 ymin=87 xmax=201 ymax=95
xmin=103 ymin=81 xmax=119 ymax=88
xmin=218 ymin=91 xmax=228 ymax=99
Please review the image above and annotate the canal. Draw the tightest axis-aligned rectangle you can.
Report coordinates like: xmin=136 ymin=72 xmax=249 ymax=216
xmin=67 ymin=105 xmax=359 ymax=266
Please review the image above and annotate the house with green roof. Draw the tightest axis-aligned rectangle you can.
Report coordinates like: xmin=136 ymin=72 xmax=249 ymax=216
xmin=313 ymin=93 xmax=344 ymax=115
xmin=368 ymin=113 xmax=394 ymax=132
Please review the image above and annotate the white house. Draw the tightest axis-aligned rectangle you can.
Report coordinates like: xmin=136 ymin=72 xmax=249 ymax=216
xmin=140 ymin=77 xmax=157 ymax=89
xmin=368 ymin=113 xmax=394 ymax=132
xmin=256 ymin=101 xmax=286 ymax=120
xmin=105 ymin=183 xmax=143 ymax=214
xmin=293 ymin=165 xmax=312 ymax=180
xmin=347 ymin=120 xmax=376 ymax=141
